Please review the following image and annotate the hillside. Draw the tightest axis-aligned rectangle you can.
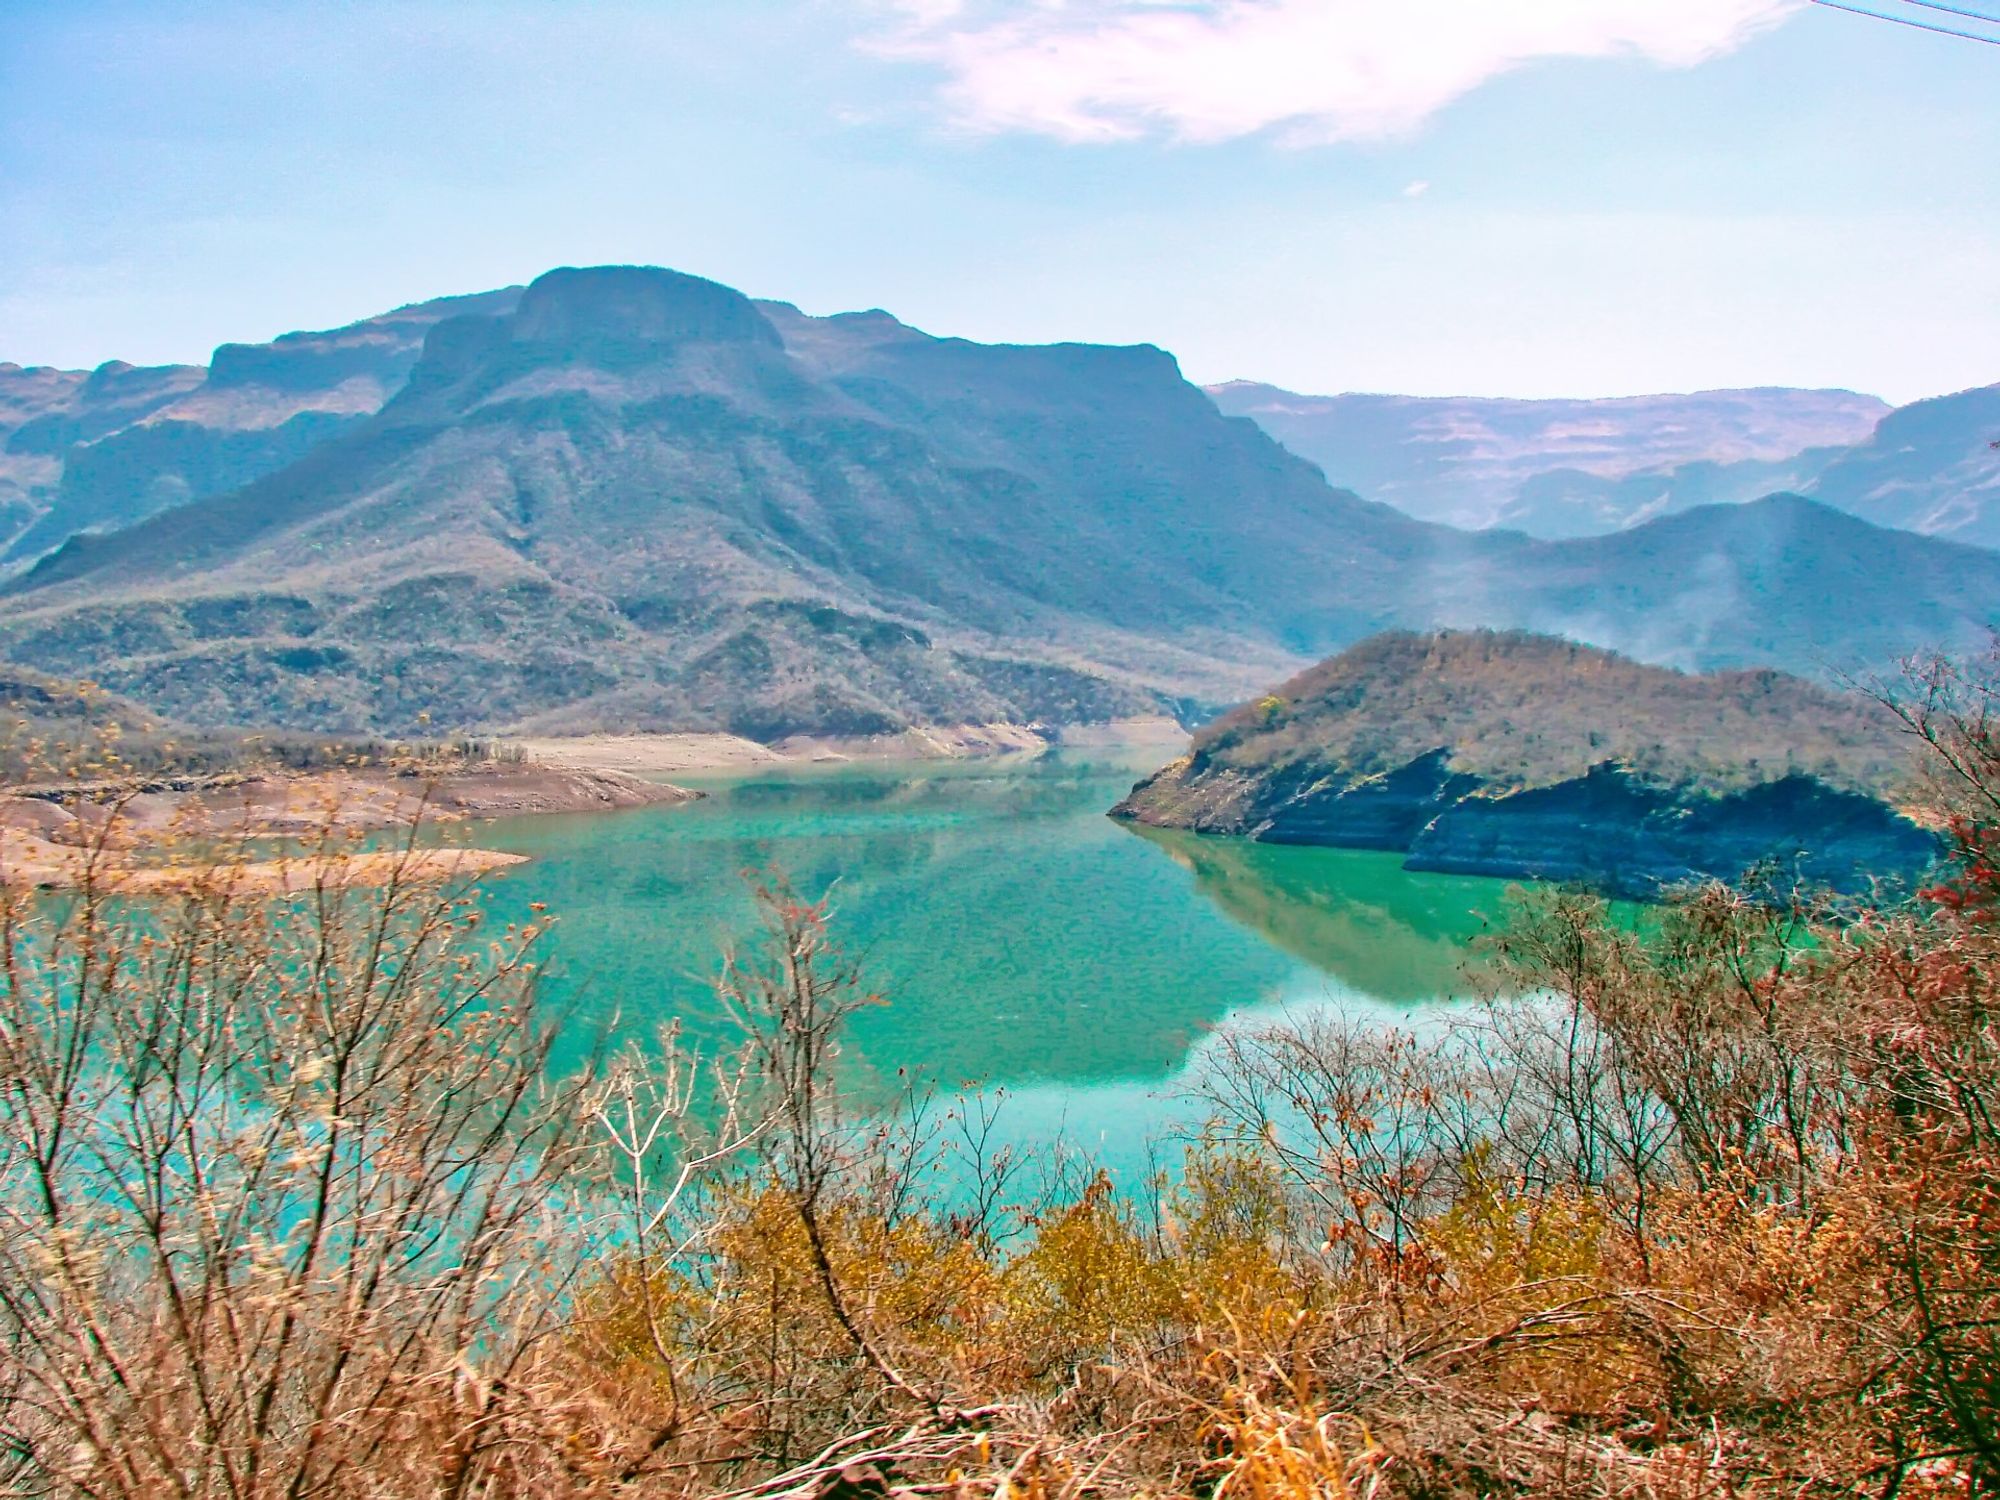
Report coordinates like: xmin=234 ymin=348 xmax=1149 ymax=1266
xmin=1441 ymin=493 xmax=2000 ymax=674
xmin=0 ymin=267 xmax=1993 ymax=740
xmin=0 ymin=288 xmax=525 ymax=565
xmin=0 ymin=266 xmax=1459 ymax=736
xmin=1113 ymin=630 xmax=1937 ymax=898
xmin=1807 ymin=381 xmax=2000 ymax=550
xmin=1206 ymin=382 xmax=1889 ymax=535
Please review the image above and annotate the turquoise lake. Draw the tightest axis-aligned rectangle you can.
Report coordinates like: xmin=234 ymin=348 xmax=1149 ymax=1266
xmin=470 ymin=751 xmax=1521 ymax=1176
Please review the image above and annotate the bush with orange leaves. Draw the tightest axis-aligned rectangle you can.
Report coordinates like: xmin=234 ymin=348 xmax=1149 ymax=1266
xmin=1 ymin=649 xmax=1998 ymax=1498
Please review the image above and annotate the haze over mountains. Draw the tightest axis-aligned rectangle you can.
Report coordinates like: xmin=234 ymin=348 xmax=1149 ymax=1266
xmin=0 ymin=288 xmax=525 ymax=564
xmin=1 ymin=264 xmax=1994 ymax=738
xmin=1211 ymin=380 xmax=2000 ymax=547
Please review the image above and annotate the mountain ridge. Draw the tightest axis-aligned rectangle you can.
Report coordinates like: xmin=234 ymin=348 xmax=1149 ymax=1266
xmin=2 ymin=266 xmax=1994 ymax=739
xmin=1205 ymin=380 xmax=1892 ymax=536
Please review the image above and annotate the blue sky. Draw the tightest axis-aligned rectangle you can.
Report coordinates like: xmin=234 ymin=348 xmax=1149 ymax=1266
xmin=2 ymin=0 xmax=1994 ymax=402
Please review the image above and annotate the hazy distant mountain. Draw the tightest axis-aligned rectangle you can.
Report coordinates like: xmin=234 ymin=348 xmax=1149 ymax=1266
xmin=1806 ymin=383 xmax=2000 ymax=550
xmin=0 ymin=360 xmax=205 ymax=538
xmin=1495 ymin=449 xmax=1853 ymax=538
xmin=1436 ymin=494 xmax=2000 ymax=674
xmin=0 ymin=267 xmax=1990 ymax=739
xmin=0 ymin=287 xmax=524 ymax=563
xmin=1207 ymin=382 xmax=1890 ymax=535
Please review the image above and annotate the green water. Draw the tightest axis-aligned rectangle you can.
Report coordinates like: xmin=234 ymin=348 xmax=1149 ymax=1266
xmin=468 ymin=752 xmax=1517 ymax=1169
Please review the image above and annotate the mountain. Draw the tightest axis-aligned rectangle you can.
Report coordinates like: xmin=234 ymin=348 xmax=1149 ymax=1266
xmin=1806 ymin=382 xmax=2000 ymax=550
xmin=1495 ymin=448 xmax=1853 ymax=538
xmin=0 ymin=360 xmax=205 ymax=541
xmin=1206 ymin=382 xmax=1890 ymax=535
xmin=0 ymin=288 xmax=524 ymax=564
xmin=1425 ymin=493 xmax=2000 ymax=675
xmin=0 ymin=266 xmax=1991 ymax=740
xmin=0 ymin=266 xmax=1471 ymax=736
xmin=1112 ymin=630 xmax=1938 ymax=899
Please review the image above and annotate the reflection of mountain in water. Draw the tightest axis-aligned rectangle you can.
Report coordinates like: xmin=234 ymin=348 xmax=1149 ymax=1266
xmin=1125 ymin=824 xmax=1508 ymax=1004
xmin=474 ymin=756 xmax=1517 ymax=1100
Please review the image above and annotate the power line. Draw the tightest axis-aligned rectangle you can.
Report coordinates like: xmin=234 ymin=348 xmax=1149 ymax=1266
xmin=1895 ymin=0 xmax=2000 ymax=24
xmin=1809 ymin=0 xmax=2000 ymax=44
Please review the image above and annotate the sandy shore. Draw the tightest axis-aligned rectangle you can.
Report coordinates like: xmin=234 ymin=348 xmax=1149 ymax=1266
xmin=0 ymin=716 xmax=1193 ymax=891
xmin=508 ymin=732 xmax=786 ymax=774
xmin=0 ymin=764 xmax=695 ymax=892
xmin=0 ymin=822 xmax=529 ymax=894
xmin=509 ymin=716 xmax=1189 ymax=776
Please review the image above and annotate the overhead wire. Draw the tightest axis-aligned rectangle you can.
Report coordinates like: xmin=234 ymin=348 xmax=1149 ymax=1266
xmin=1808 ymin=0 xmax=2000 ymax=44
xmin=1886 ymin=0 xmax=2000 ymax=24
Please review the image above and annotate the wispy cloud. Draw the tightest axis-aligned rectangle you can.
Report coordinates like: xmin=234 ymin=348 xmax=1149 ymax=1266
xmin=866 ymin=0 xmax=1801 ymax=145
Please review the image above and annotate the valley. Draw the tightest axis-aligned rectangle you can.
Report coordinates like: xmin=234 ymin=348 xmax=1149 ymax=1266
xmin=10 ymin=0 xmax=2000 ymax=1481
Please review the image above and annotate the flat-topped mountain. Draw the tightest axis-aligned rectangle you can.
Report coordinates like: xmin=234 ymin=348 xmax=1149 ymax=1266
xmin=1806 ymin=382 xmax=2000 ymax=551
xmin=1 ymin=266 xmax=1453 ymax=735
xmin=1 ymin=266 xmax=1994 ymax=740
xmin=1206 ymin=382 xmax=1890 ymax=535
xmin=1 ymin=287 xmax=525 ymax=564
xmin=1113 ymin=630 xmax=1938 ymax=898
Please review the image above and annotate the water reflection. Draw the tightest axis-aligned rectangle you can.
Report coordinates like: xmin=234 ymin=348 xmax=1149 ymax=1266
xmin=469 ymin=755 xmax=1520 ymax=1098
xmin=1122 ymin=824 xmax=1510 ymax=1004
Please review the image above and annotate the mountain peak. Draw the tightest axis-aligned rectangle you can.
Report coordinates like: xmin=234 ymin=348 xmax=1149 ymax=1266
xmin=509 ymin=265 xmax=780 ymax=352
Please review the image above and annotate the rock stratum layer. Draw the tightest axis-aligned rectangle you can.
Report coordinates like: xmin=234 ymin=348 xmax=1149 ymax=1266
xmin=1111 ymin=631 xmax=1940 ymax=899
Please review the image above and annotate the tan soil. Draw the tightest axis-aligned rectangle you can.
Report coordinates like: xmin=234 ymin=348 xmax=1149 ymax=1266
xmin=0 ymin=763 xmax=694 ymax=891
xmin=507 ymin=717 xmax=1190 ymax=774
xmin=507 ymin=733 xmax=786 ymax=774
xmin=0 ymin=824 xmax=525 ymax=894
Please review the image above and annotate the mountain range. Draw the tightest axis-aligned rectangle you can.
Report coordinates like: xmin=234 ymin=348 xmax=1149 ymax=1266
xmin=0 ymin=287 xmax=523 ymax=562
xmin=1 ymin=264 xmax=1994 ymax=738
xmin=1210 ymin=380 xmax=2000 ymax=547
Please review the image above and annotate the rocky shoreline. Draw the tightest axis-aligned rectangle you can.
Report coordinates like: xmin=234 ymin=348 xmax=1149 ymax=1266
xmin=1113 ymin=749 xmax=1938 ymax=901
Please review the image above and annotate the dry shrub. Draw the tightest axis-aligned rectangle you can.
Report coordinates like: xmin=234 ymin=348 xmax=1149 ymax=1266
xmin=2 ymin=650 xmax=2000 ymax=1497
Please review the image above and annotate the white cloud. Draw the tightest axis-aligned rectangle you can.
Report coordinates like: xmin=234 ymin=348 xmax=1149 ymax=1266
xmin=866 ymin=0 xmax=1802 ymax=145
xmin=1402 ymin=179 xmax=1431 ymax=198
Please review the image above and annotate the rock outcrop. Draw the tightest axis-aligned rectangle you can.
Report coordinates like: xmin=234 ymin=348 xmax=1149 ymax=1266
xmin=1113 ymin=631 xmax=1940 ymax=900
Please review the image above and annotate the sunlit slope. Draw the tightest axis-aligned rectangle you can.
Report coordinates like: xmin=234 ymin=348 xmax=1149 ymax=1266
xmin=2 ymin=267 xmax=1994 ymax=737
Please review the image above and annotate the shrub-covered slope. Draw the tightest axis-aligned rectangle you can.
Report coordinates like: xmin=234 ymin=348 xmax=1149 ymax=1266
xmin=1114 ymin=630 xmax=1938 ymax=897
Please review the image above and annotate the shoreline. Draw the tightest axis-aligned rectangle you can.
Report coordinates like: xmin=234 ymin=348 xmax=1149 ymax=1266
xmin=506 ymin=715 xmax=1189 ymax=776
xmin=0 ymin=717 xmax=1192 ymax=890
xmin=0 ymin=764 xmax=695 ymax=892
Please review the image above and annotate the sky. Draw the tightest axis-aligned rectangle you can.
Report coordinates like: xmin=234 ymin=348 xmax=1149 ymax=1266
xmin=1 ymin=0 xmax=1995 ymax=403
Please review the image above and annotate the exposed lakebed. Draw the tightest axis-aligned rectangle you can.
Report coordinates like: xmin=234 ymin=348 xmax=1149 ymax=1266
xmin=469 ymin=752 xmax=1518 ymax=1168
